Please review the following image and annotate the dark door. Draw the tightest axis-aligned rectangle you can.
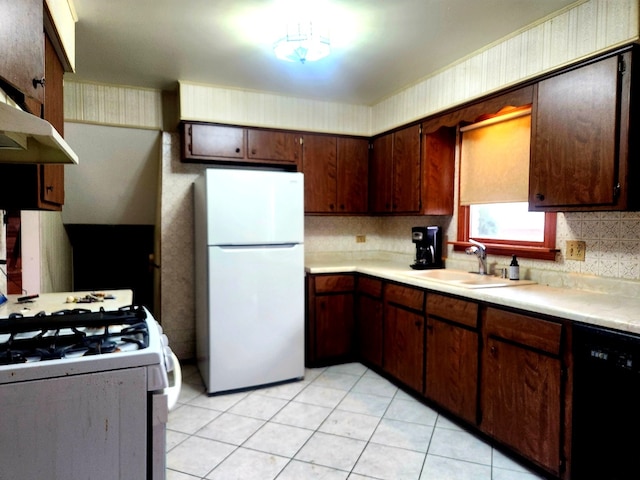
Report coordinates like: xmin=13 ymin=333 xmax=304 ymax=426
xmin=65 ymin=225 xmax=155 ymax=312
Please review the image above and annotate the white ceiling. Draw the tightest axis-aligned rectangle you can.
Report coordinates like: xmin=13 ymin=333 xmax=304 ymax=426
xmin=68 ymin=0 xmax=581 ymax=105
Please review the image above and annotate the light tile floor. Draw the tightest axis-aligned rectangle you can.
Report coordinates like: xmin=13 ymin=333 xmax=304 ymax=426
xmin=167 ymin=362 xmax=547 ymax=480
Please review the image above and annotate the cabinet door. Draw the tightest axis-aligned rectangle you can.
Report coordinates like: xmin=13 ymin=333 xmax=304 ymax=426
xmin=337 ymin=137 xmax=368 ymax=213
xmin=481 ymin=308 xmax=564 ymax=475
xmin=383 ymin=282 xmax=425 ymax=393
xmin=0 ymin=0 xmax=45 ymax=103
xmin=530 ymin=54 xmax=621 ymax=210
xmin=0 ymin=33 xmax=63 ymax=210
xmin=314 ymin=294 xmax=354 ymax=361
xmin=355 ymin=277 xmax=383 ymax=368
xmin=421 ymin=127 xmax=455 ymax=215
xmin=247 ymin=129 xmax=301 ymax=165
xmin=482 ymin=337 xmax=562 ymax=474
xmin=303 ymin=134 xmax=337 ymax=213
xmin=41 ymin=34 xmax=65 ymax=206
xmin=426 ymin=317 xmax=477 ymax=424
xmin=369 ymin=133 xmax=393 ymax=213
xmin=384 ymin=304 xmax=424 ymax=392
xmin=392 ymin=125 xmax=421 ymax=213
xmin=357 ymin=295 xmax=383 ymax=367
xmin=188 ymin=124 xmax=245 ymax=159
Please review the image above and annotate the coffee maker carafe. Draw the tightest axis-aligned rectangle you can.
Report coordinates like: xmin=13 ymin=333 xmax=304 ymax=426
xmin=410 ymin=226 xmax=443 ymax=270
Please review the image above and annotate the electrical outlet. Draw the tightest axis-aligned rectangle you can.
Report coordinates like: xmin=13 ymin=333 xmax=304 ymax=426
xmin=566 ymin=240 xmax=586 ymax=261
xmin=356 ymin=235 xmax=366 ymax=243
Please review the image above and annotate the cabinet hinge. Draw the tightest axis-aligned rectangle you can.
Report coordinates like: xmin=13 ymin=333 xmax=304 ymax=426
xmin=619 ymin=57 xmax=626 ymax=74
xmin=614 ymin=182 xmax=621 ymax=199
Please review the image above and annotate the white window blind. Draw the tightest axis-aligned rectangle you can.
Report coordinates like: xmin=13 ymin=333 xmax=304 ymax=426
xmin=459 ymin=108 xmax=531 ymax=205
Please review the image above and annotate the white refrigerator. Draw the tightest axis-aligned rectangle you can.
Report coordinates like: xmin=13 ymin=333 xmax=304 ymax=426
xmin=193 ymin=168 xmax=305 ymax=394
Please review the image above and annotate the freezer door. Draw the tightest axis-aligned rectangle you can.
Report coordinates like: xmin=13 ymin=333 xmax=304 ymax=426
xmin=205 ymin=243 xmax=304 ymax=394
xmin=203 ymin=168 xmax=304 ymax=245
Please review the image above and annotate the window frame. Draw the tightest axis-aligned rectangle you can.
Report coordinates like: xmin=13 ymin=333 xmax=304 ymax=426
xmin=453 ymin=205 xmax=558 ymax=260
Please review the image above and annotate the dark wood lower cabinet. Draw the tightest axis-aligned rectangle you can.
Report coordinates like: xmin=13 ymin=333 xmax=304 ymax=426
xmin=306 ymin=273 xmax=570 ymax=479
xmin=355 ymin=276 xmax=383 ymax=368
xmin=425 ymin=293 xmax=479 ymax=425
xmin=305 ymin=274 xmax=355 ymax=366
xmin=480 ymin=307 xmax=564 ymax=476
xmin=383 ymin=283 xmax=425 ymax=393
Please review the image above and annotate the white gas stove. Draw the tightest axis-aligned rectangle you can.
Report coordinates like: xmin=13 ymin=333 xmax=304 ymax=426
xmin=0 ymin=290 xmax=173 ymax=480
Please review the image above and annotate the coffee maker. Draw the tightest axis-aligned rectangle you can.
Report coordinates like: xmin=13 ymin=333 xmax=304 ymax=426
xmin=410 ymin=226 xmax=443 ymax=270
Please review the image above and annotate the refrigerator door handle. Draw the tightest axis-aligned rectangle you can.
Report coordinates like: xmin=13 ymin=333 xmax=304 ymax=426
xmin=217 ymin=244 xmax=300 ymax=250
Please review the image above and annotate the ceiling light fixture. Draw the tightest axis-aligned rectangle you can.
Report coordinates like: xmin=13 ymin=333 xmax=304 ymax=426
xmin=273 ymin=21 xmax=330 ymax=63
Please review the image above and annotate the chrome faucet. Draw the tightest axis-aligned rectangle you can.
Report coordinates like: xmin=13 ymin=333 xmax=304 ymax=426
xmin=465 ymin=238 xmax=487 ymax=275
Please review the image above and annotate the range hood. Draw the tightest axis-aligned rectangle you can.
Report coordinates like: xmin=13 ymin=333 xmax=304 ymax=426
xmin=0 ymin=101 xmax=78 ymax=164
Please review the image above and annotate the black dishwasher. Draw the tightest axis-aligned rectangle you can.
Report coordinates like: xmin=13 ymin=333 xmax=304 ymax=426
xmin=572 ymin=323 xmax=640 ymax=479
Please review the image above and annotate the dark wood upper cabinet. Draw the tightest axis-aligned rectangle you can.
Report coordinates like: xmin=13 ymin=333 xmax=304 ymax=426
xmin=369 ymin=125 xmax=421 ymax=214
xmin=392 ymin=125 xmax=422 ymax=213
xmin=336 ymin=137 xmax=368 ymax=213
xmin=369 ymin=124 xmax=455 ymax=215
xmin=41 ymin=32 xmax=65 ymax=207
xmin=247 ymin=129 xmax=301 ymax=165
xmin=0 ymin=32 xmax=65 ymax=210
xmin=303 ymin=134 xmax=368 ymax=214
xmin=189 ymin=124 xmax=245 ymax=159
xmin=302 ymin=134 xmax=338 ymax=212
xmin=0 ymin=0 xmax=45 ymax=105
xmin=369 ymin=132 xmax=394 ymax=213
xmin=421 ymin=127 xmax=456 ymax=215
xmin=530 ymin=48 xmax=636 ymax=211
xmin=181 ymin=122 xmax=301 ymax=168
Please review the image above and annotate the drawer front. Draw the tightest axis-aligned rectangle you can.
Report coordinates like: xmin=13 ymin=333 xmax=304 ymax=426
xmin=427 ymin=293 xmax=478 ymax=328
xmin=385 ymin=283 xmax=425 ymax=311
xmin=314 ymin=274 xmax=355 ymax=293
xmin=485 ymin=307 xmax=562 ymax=355
xmin=357 ymin=276 xmax=382 ymax=298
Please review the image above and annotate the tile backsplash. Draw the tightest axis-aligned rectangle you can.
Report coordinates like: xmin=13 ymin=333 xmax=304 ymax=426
xmin=305 ymin=211 xmax=640 ymax=282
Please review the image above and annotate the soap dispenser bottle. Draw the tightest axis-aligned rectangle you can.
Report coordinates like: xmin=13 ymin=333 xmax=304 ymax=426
xmin=509 ymin=255 xmax=519 ymax=280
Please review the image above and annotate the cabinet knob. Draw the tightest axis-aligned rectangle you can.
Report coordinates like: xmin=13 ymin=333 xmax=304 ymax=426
xmin=32 ymin=77 xmax=46 ymax=89
xmin=46 ymin=185 xmax=54 ymax=192
xmin=490 ymin=346 xmax=497 ymax=355
xmin=235 ymin=148 xmax=241 ymax=153
xmin=535 ymin=193 xmax=545 ymax=201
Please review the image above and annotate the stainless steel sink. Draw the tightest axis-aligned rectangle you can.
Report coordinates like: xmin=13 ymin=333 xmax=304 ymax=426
xmin=403 ymin=269 xmax=535 ymax=289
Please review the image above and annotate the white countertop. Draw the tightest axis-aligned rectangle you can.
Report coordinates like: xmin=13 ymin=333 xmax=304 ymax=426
xmin=0 ymin=290 xmax=134 ymax=319
xmin=306 ymin=256 xmax=640 ymax=335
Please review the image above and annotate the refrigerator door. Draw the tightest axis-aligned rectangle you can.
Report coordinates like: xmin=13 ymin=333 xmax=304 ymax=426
xmin=204 ymin=168 xmax=303 ymax=246
xmin=205 ymin=243 xmax=304 ymax=394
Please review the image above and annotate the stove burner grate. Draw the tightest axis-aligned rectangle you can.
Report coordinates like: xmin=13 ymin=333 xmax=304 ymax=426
xmin=0 ymin=305 xmax=150 ymax=365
